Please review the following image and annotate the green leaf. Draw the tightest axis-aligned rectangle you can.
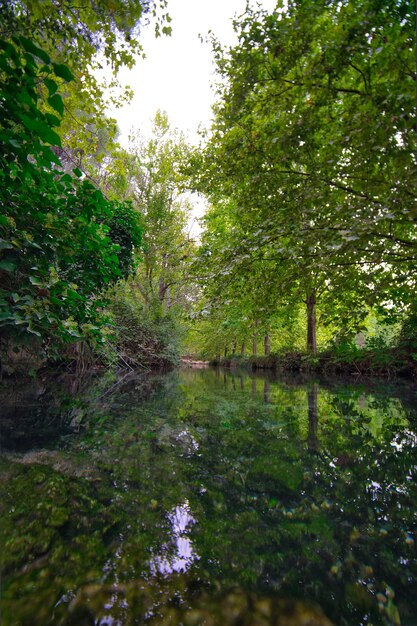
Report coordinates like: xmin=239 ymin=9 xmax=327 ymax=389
xmin=17 ymin=88 xmax=35 ymax=107
xmin=29 ymin=276 xmax=43 ymax=286
xmin=73 ymin=168 xmax=83 ymax=177
xmin=19 ymin=114 xmax=62 ymax=146
xmin=43 ymin=147 xmax=62 ymax=166
xmin=65 ymin=289 xmax=82 ymax=301
xmin=60 ymin=174 xmax=72 ymax=183
xmin=53 ymin=63 xmax=75 ymax=82
xmin=19 ymin=36 xmax=51 ymax=64
xmin=0 ymin=239 xmax=13 ymax=250
xmin=48 ymin=94 xmax=64 ymax=117
xmin=44 ymin=78 xmax=58 ymax=96
xmin=0 ymin=259 xmax=16 ymax=272
xmin=27 ymin=326 xmax=42 ymax=337
xmin=0 ymin=40 xmax=16 ymax=60
xmin=45 ymin=113 xmax=61 ymax=128
xmin=39 ymin=124 xmax=62 ymax=146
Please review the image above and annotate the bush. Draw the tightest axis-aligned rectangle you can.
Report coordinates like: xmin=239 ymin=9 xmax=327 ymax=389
xmin=104 ymin=282 xmax=182 ymax=369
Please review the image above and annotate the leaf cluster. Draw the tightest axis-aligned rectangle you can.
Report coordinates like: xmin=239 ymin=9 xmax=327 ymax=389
xmin=189 ymin=0 xmax=417 ymax=354
xmin=0 ymin=36 xmax=142 ymax=360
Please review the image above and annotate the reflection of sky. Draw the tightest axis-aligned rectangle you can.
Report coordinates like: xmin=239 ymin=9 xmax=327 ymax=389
xmin=367 ymin=480 xmax=382 ymax=501
xmin=150 ymin=500 xmax=199 ymax=576
xmin=96 ymin=615 xmax=122 ymax=626
xmin=391 ymin=429 xmax=417 ymax=451
xmin=177 ymin=429 xmax=199 ymax=452
xmin=96 ymin=536 xmax=126 ymax=626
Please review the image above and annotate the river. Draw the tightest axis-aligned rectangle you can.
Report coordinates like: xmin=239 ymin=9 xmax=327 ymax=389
xmin=1 ymin=367 xmax=416 ymax=625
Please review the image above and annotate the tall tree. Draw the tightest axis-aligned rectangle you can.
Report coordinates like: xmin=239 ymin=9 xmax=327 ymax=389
xmin=191 ymin=0 xmax=416 ymax=352
xmin=101 ymin=114 xmax=197 ymax=367
xmin=114 ymin=112 xmax=195 ymax=311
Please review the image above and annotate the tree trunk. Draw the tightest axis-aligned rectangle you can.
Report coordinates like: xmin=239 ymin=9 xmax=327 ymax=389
xmin=241 ymin=341 xmax=245 ymax=355
xmin=232 ymin=341 xmax=236 ymax=355
xmin=264 ymin=334 xmax=271 ymax=356
xmin=216 ymin=352 xmax=221 ymax=363
xmin=224 ymin=346 xmax=228 ymax=358
xmin=252 ymin=319 xmax=259 ymax=356
xmin=158 ymin=253 xmax=167 ymax=302
xmin=306 ymin=289 xmax=317 ymax=354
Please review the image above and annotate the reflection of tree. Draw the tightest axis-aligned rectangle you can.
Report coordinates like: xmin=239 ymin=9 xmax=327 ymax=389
xmin=307 ymin=383 xmax=319 ymax=453
xmin=2 ymin=367 xmax=417 ymax=626
xmin=263 ymin=379 xmax=271 ymax=404
xmin=173 ymin=370 xmax=417 ymax=625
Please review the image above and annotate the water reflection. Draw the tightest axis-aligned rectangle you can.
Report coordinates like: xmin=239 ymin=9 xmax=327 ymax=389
xmin=307 ymin=383 xmax=319 ymax=453
xmin=1 ymin=367 xmax=417 ymax=625
xmin=150 ymin=500 xmax=198 ymax=576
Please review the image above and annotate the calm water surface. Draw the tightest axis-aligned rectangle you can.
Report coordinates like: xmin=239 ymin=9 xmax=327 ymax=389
xmin=1 ymin=367 xmax=417 ymax=625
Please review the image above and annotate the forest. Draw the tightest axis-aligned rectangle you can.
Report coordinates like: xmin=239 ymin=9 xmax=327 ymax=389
xmin=1 ymin=2 xmax=417 ymax=625
xmin=0 ymin=0 xmax=416 ymax=377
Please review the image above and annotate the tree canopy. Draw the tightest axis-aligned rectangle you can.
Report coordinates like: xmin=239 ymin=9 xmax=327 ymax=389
xmin=0 ymin=33 xmax=143 ymax=364
xmin=1 ymin=0 xmax=416 ymax=370
xmin=189 ymin=0 xmax=416 ymax=355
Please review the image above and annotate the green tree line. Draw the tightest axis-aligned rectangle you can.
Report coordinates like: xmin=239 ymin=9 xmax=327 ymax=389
xmin=187 ymin=0 xmax=416 ymax=364
xmin=0 ymin=0 xmax=193 ymax=373
xmin=1 ymin=0 xmax=416 ymax=374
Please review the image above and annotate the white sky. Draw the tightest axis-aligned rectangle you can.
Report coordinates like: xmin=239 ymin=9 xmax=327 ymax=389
xmin=109 ymin=0 xmax=277 ymax=145
xmin=104 ymin=0 xmax=277 ymax=238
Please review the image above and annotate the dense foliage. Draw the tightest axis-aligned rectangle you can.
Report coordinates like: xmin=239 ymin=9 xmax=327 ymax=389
xmin=0 ymin=32 xmax=142 ymax=369
xmin=0 ymin=0 xmax=171 ymax=175
xmin=1 ymin=0 xmax=416 ymax=373
xmin=188 ymin=0 xmax=416 ymax=359
xmin=103 ymin=116 xmax=195 ymax=368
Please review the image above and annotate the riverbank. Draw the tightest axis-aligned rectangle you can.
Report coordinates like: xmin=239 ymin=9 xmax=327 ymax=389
xmin=211 ymin=346 xmax=417 ymax=378
xmin=2 ymin=344 xmax=415 ymax=384
xmin=181 ymin=357 xmax=210 ymax=368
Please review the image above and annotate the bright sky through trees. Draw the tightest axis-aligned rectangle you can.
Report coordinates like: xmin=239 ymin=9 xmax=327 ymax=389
xmin=110 ymin=0 xmax=277 ymax=144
